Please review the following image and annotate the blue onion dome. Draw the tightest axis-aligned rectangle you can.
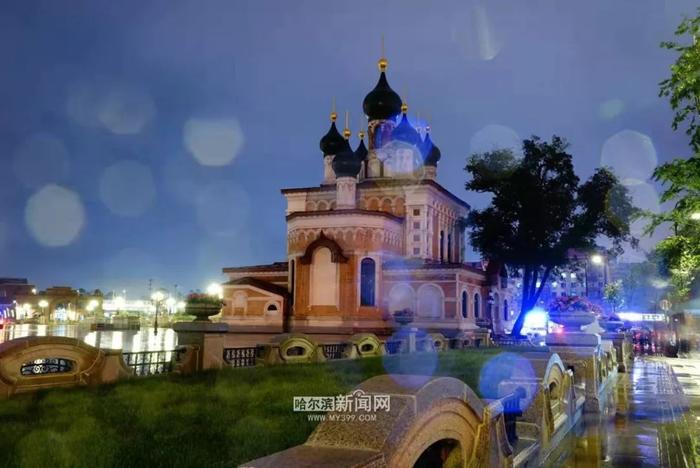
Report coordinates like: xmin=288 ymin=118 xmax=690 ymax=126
xmin=362 ymin=59 xmax=402 ymax=121
xmin=333 ymin=142 xmax=362 ymax=178
xmin=391 ymin=109 xmax=420 ymax=146
xmin=422 ymin=131 xmax=442 ymax=166
xmin=319 ymin=112 xmax=346 ymax=156
xmin=355 ymin=131 xmax=368 ymax=161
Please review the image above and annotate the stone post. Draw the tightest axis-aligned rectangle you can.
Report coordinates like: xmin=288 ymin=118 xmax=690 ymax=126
xmin=545 ymin=332 xmax=602 ymax=413
xmin=173 ymin=321 xmax=230 ymax=372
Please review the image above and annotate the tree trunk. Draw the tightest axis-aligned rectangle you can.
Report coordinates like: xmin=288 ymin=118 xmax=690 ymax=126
xmin=510 ymin=265 xmax=552 ymax=337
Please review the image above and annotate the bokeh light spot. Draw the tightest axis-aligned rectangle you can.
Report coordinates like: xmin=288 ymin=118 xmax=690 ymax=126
xmin=184 ymin=118 xmax=245 ymax=167
xmin=98 ymin=85 xmax=156 ymax=135
xmin=470 ymin=124 xmax=520 ymax=155
xmin=12 ymin=133 xmax=70 ymax=189
xmin=382 ymin=328 xmax=438 ymax=388
xmin=624 ymin=181 xmax=660 ymax=215
xmin=99 ymin=160 xmax=156 ymax=217
xmin=598 ymin=98 xmax=625 ymax=120
xmin=25 ymin=184 xmax=85 ymax=247
xmin=478 ymin=352 xmax=535 ymax=401
xmin=601 ymin=130 xmax=657 ymax=182
xmin=67 ymin=81 xmax=155 ymax=134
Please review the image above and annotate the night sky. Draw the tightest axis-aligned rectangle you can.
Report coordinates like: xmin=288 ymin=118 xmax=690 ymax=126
xmin=1 ymin=0 xmax=696 ymax=297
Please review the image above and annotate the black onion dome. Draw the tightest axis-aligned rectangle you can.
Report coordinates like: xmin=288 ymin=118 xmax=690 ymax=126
xmin=391 ymin=113 xmax=420 ymax=146
xmin=319 ymin=122 xmax=346 ymax=156
xmin=422 ymin=133 xmax=442 ymax=166
xmin=354 ymin=138 xmax=368 ymax=161
xmin=362 ymin=72 xmax=402 ymax=121
xmin=333 ymin=144 xmax=362 ymax=178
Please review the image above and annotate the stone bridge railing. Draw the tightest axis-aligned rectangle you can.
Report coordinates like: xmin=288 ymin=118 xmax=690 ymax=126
xmin=245 ymin=376 xmax=516 ymax=468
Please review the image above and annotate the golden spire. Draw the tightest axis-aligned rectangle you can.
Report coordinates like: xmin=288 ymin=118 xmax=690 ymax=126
xmin=343 ymin=111 xmax=351 ymax=139
xmin=330 ymin=97 xmax=337 ymax=122
xmin=378 ymin=35 xmax=388 ymax=72
xmin=400 ymin=88 xmax=408 ymax=114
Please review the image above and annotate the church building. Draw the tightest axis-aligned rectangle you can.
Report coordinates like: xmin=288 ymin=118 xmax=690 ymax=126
xmin=221 ymin=54 xmax=515 ymax=339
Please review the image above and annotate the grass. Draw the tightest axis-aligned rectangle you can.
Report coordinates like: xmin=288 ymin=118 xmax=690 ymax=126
xmin=0 ymin=349 xmax=502 ymax=468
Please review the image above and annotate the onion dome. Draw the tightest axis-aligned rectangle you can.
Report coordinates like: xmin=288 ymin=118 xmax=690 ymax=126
xmin=355 ymin=130 xmax=368 ymax=161
xmin=422 ymin=131 xmax=442 ymax=166
xmin=319 ymin=111 xmax=346 ymax=156
xmin=392 ymin=107 xmax=421 ymax=146
xmin=362 ymin=58 xmax=402 ymax=121
xmin=333 ymin=144 xmax=362 ymax=178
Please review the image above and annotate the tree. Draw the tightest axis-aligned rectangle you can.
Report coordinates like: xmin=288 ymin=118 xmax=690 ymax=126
xmin=646 ymin=8 xmax=700 ymax=305
xmin=659 ymin=8 xmax=700 ymax=153
xmin=603 ymin=280 xmax=624 ymax=314
xmin=465 ymin=135 xmax=638 ymax=336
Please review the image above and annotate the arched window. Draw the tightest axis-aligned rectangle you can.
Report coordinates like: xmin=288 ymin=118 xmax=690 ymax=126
xmin=447 ymin=233 xmax=452 ymax=263
xmin=417 ymin=284 xmax=443 ymax=318
xmin=474 ymin=293 xmax=480 ymax=318
xmin=503 ymin=299 xmax=509 ymax=321
xmin=310 ymin=247 xmax=337 ymax=306
xmin=360 ymin=258 xmax=376 ymax=306
xmin=388 ymin=284 xmax=415 ymax=313
xmin=439 ymin=231 xmax=445 ymax=263
xmin=265 ymin=303 xmax=279 ymax=315
xmin=461 ymin=291 xmax=468 ymax=318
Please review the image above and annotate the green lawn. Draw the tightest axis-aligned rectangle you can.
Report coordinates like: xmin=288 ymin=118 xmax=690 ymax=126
xmin=0 ymin=349 xmax=502 ymax=468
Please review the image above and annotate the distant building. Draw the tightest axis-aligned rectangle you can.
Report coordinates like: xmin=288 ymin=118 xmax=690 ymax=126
xmin=0 ymin=278 xmax=36 ymax=317
xmin=510 ymin=249 xmax=610 ymax=310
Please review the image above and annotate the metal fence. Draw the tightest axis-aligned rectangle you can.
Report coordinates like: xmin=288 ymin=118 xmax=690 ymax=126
xmin=122 ymin=350 xmax=182 ymax=376
xmin=223 ymin=347 xmax=258 ymax=368
xmin=321 ymin=343 xmax=345 ymax=360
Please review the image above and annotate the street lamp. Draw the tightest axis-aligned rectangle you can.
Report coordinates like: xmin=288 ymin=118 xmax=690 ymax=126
xmin=38 ymin=299 xmax=48 ymax=319
xmin=206 ymin=283 xmax=223 ymax=299
xmin=151 ymin=291 xmax=166 ymax=333
xmin=690 ymin=212 xmax=700 ymax=221
xmin=590 ymin=254 xmax=604 ymax=265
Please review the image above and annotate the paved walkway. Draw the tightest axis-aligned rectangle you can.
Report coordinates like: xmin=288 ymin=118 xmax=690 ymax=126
xmin=558 ymin=357 xmax=700 ymax=467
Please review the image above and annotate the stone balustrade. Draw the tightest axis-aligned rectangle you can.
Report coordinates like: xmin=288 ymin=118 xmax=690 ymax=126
xmin=245 ymin=375 xmax=515 ymax=467
xmin=0 ymin=336 xmax=132 ymax=399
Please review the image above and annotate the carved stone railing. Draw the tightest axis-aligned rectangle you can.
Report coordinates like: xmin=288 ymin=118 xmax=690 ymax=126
xmin=0 ymin=336 xmax=132 ymax=399
xmin=222 ymin=346 xmax=258 ymax=368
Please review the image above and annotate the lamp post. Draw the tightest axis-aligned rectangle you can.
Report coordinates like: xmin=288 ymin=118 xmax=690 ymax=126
xmin=151 ymin=291 xmax=165 ymax=335
xmin=38 ymin=300 xmax=48 ymax=320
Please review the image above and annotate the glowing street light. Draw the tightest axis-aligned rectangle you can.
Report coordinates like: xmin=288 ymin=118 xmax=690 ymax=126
xmin=86 ymin=299 xmax=100 ymax=313
xmin=151 ymin=291 xmax=166 ymax=332
xmin=151 ymin=291 xmax=165 ymax=302
xmin=207 ymin=283 xmax=223 ymax=299
xmin=590 ymin=254 xmax=604 ymax=265
xmin=690 ymin=212 xmax=700 ymax=221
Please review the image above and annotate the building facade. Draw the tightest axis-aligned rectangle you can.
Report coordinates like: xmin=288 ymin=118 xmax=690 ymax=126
xmin=222 ymin=56 xmax=513 ymax=337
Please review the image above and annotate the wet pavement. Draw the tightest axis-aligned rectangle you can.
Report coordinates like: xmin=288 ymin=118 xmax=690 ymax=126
xmin=552 ymin=357 xmax=700 ymax=467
